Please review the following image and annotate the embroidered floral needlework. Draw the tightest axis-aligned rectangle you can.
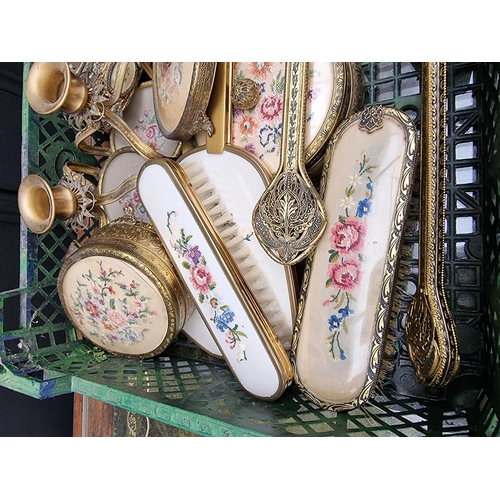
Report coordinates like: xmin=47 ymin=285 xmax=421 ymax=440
xmin=323 ymin=152 xmax=379 ymax=361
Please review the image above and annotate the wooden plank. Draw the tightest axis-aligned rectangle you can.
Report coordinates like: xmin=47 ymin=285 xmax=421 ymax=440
xmin=73 ymin=394 xmax=114 ymax=437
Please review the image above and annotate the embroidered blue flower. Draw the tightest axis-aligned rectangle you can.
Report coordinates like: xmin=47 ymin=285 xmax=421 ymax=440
xmin=214 ymin=316 xmax=229 ymax=332
xmin=328 ymin=314 xmax=342 ymax=331
xmin=214 ymin=308 xmax=236 ymax=332
xmin=220 ymin=308 xmax=235 ymax=325
xmin=339 ymin=307 xmax=354 ymax=318
xmin=356 ymin=198 xmax=372 ymax=217
xmin=339 ymin=350 xmax=347 ymax=360
xmin=259 ymin=124 xmax=282 ymax=152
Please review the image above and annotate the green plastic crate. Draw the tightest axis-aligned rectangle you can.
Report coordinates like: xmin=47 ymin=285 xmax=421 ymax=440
xmin=0 ymin=62 xmax=498 ymax=437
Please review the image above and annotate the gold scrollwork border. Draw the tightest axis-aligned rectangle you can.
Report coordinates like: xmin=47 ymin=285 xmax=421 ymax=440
xmin=305 ymin=62 xmax=347 ymax=163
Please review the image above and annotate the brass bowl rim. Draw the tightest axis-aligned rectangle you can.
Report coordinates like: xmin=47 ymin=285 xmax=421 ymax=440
xmin=26 ymin=62 xmax=72 ymax=115
xmin=18 ymin=174 xmax=56 ymax=234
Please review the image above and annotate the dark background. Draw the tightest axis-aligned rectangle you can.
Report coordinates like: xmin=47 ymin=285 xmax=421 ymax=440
xmin=0 ymin=62 xmax=73 ymax=437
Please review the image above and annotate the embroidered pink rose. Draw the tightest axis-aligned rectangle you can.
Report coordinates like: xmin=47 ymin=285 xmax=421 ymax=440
xmin=107 ymin=309 xmax=129 ymax=328
xmin=189 ymin=263 xmax=213 ymax=294
xmin=143 ymin=124 xmax=158 ymax=141
xmin=328 ymin=259 xmax=362 ymax=291
xmin=258 ymin=94 xmax=283 ymax=121
xmin=330 ymin=217 xmax=367 ymax=255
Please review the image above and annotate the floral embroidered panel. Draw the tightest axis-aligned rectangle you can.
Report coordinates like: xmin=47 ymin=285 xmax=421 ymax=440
xmin=232 ymin=62 xmax=334 ymax=173
xmin=60 ymin=256 xmax=169 ymax=356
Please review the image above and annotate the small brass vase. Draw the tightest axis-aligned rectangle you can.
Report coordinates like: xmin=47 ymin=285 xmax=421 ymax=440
xmin=26 ymin=62 xmax=88 ymax=115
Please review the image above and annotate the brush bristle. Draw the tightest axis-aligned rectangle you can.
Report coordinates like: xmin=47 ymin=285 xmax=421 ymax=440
xmin=181 ymin=160 xmax=290 ymax=350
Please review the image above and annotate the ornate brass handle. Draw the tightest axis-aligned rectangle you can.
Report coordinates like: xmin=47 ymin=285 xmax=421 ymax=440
xmin=252 ymin=62 xmax=327 ymax=265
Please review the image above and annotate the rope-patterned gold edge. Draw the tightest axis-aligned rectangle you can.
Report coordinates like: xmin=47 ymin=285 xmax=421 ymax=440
xmin=304 ymin=64 xmax=364 ymax=179
xmin=290 ymin=106 xmax=418 ymax=412
xmin=436 ymin=63 xmax=461 ymax=385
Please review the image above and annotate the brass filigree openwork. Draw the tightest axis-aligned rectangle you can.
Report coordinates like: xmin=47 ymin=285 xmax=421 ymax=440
xmin=252 ymin=170 xmax=326 ymax=264
xmin=58 ymin=166 xmax=96 ymax=232
xmin=231 ymin=77 xmax=260 ymax=110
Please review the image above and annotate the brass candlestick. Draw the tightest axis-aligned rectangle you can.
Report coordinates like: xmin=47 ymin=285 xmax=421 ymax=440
xmin=18 ymin=166 xmax=96 ymax=234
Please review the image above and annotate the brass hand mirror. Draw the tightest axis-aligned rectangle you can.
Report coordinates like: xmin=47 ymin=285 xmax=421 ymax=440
xmin=405 ymin=62 xmax=460 ymax=387
xmin=252 ymin=62 xmax=327 ymax=265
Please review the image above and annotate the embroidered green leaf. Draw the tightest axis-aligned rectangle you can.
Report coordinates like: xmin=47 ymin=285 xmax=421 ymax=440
xmin=109 ymin=298 xmax=116 ymax=310
xmin=199 ymin=292 xmax=204 ymax=303
xmin=328 ymin=249 xmax=339 ymax=262
xmin=326 ymin=277 xmax=333 ymax=287
xmin=271 ymin=69 xmax=284 ymax=94
xmin=235 ymin=330 xmax=248 ymax=338
xmin=182 ymin=261 xmax=191 ymax=269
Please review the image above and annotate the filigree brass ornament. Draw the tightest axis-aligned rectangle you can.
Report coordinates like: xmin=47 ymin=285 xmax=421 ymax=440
xmin=359 ymin=104 xmax=384 ymax=133
xmin=252 ymin=62 xmax=327 ymax=265
xmin=231 ymin=77 xmax=260 ymax=110
xmin=405 ymin=62 xmax=460 ymax=388
xmin=57 ymin=166 xmax=97 ymax=232
xmin=66 ymin=62 xmax=141 ymax=132
xmin=252 ymin=170 xmax=327 ymax=264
